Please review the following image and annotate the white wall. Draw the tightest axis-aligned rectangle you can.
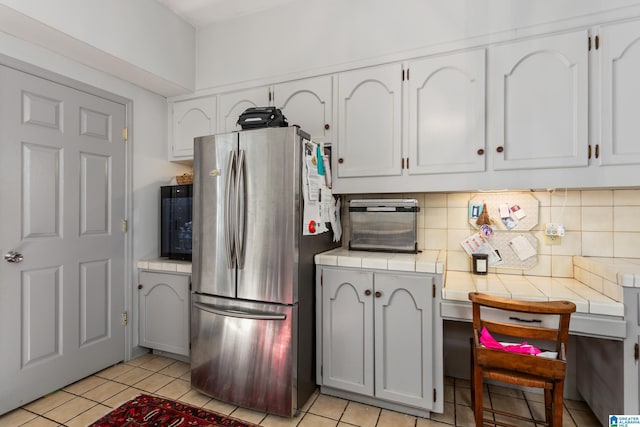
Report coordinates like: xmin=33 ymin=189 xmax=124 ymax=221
xmin=0 ymin=0 xmax=195 ymax=96
xmin=196 ymin=0 xmax=640 ymax=90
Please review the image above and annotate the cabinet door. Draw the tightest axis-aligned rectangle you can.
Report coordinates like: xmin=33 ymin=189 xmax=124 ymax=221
xmin=322 ymin=268 xmax=374 ymax=396
xmin=490 ymin=30 xmax=588 ymax=170
xmin=139 ymin=272 xmax=190 ymax=357
xmin=171 ymin=97 xmax=216 ymax=159
xmin=336 ymin=63 xmax=403 ymax=178
xmin=600 ymin=20 xmax=640 ymax=165
xmin=408 ymin=49 xmax=486 ymax=174
xmin=274 ymin=76 xmax=333 ymax=143
xmin=218 ymin=87 xmax=269 ymax=133
xmin=374 ymin=273 xmax=434 ymax=409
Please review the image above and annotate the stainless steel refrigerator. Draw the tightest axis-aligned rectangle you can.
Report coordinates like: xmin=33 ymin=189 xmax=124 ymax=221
xmin=191 ymin=126 xmax=338 ymax=417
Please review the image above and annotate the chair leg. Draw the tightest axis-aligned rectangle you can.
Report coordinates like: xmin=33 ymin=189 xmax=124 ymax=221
xmin=552 ymin=381 xmax=564 ymax=427
xmin=471 ymin=356 xmax=484 ymax=426
xmin=544 ymin=388 xmax=552 ymax=425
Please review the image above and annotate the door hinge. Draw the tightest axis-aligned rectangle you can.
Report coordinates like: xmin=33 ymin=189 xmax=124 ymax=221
xmin=121 ymin=220 xmax=128 ymax=233
xmin=121 ymin=312 xmax=128 ymax=326
xmin=433 ymin=284 xmax=436 ymax=298
xmin=433 ymin=388 xmax=437 ymax=402
xmin=123 ymin=127 xmax=128 ymax=141
xmin=635 ymin=343 xmax=639 ymax=362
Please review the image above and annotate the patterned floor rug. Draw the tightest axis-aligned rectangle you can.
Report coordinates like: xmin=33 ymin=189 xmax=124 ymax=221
xmin=89 ymin=394 xmax=261 ymax=427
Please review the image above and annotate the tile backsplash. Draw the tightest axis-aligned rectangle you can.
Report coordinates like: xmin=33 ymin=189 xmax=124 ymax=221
xmin=340 ymin=189 xmax=640 ymax=278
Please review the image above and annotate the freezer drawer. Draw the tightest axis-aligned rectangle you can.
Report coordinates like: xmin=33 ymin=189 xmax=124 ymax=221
xmin=190 ymin=294 xmax=298 ymax=417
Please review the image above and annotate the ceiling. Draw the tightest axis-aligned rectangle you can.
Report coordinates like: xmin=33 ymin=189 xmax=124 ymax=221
xmin=155 ymin=0 xmax=298 ymax=28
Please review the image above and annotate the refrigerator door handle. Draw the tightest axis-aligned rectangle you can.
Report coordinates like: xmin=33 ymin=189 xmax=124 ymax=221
xmin=193 ymin=301 xmax=287 ymax=321
xmin=224 ymin=150 xmax=237 ymax=269
xmin=235 ymin=149 xmax=247 ymax=269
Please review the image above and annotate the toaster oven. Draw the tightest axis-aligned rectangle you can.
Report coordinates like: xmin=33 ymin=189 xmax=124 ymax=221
xmin=348 ymin=199 xmax=419 ymax=253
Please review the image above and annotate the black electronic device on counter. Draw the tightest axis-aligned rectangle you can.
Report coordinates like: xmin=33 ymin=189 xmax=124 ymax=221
xmin=160 ymin=184 xmax=193 ymax=260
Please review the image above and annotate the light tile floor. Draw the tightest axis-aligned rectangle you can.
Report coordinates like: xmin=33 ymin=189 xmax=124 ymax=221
xmin=0 ymin=353 xmax=603 ymax=427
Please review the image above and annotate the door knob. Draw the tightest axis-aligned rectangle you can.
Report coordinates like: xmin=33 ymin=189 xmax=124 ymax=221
xmin=4 ymin=251 xmax=24 ymax=263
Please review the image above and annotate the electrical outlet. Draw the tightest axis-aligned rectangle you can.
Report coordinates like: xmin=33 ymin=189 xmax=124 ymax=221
xmin=544 ymin=234 xmax=562 ymax=245
xmin=545 ymin=223 xmax=565 ymax=237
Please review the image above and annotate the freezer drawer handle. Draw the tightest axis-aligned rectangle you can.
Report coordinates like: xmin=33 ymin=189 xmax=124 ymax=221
xmin=193 ymin=302 xmax=287 ymax=320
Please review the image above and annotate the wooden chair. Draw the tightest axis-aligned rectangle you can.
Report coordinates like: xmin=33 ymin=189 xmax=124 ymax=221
xmin=468 ymin=292 xmax=576 ymax=427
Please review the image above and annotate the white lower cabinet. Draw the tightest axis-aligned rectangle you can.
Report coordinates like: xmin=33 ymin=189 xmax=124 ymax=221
xmin=138 ymin=271 xmax=190 ymax=357
xmin=317 ymin=267 xmax=443 ymax=416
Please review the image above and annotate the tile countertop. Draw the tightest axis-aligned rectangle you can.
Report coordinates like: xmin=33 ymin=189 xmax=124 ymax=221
xmin=314 ymin=247 xmax=446 ymax=274
xmin=314 ymin=249 xmax=629 ymax=318
xmin=137 ymin=258 xmax=192 ymax=274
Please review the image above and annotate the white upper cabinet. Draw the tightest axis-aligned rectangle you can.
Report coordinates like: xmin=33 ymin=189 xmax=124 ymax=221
xmin=218 ymin=87 xmax=269 ymax=133
xmin=336 ymin=63 xmax=403 ymax=179
xmin=407 ymin=49 xmax=486 ymax=175
xmin=599 ymin=20 xmax=640 ymax=166
xmin=170 ymin=96 xmax=216 ymax=160
xmin=273 ymin=76 xmax=333 ymax=143
xmin=490 ymin=30 xmax=589 ymax=170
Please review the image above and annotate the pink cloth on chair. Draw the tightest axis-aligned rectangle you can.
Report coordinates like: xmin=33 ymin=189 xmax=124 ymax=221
xmin=479 ymin=326 xmax=541 ymax=355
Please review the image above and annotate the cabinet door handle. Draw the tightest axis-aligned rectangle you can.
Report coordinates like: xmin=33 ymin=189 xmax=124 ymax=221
xmin=375 ymin=291 xmax=382 ymax=298
xmin=138 ymin=284 xmax=143 ymax=290
xmin=364 ymin=289 xmax=372 ymax=296
xmin=477 ymin=148 xmax=484 ymax=155
xmin=496 ymin=146 xmax=504 ymax=153
xmin=324 ymin=123 xmax=330 ymax=130
xmin=338 ymin=158 xmax=344 ymax=164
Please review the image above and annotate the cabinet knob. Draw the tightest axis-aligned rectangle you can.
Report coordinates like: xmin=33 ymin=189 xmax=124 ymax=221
xmin=496 ymin=146 xmax=504 ymax=153
xmin=324 ymin=123 xmax=330 ymax=130
xmin=338 ymin=158 xmax=344 ymax=164
xmin=365 ymin=289 xmax=372 ymax=296
xmin=138 ymin=284 xmax=143 ymax=290
xmin=375 ymin=291 xmax=382 ymax=298
xmin=477 ymin=148 xmax=484 ymax=156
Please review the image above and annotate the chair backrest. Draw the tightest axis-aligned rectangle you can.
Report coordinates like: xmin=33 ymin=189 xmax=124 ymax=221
xmin=469 ymin=292 xmax=576 ymax=356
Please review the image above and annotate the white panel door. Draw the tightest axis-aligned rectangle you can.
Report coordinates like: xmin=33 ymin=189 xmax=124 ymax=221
xmin=599 ymin=20 xmax=640 ymax=165
xmin=374 ymin=273 xmax=433 ymax=409
xmin=0 ymin=65 xmax=126 ymax=414
xmin=274 ymin=76 xmax=333 ymax=143
xmin=322 ymin=268 xmax=374 ymax=396
xmin=218 ymin=87 xmax=269 ymax=133
xmin=171 ymin=96 xmax=216 ymax=159
xmin=337 ymin=63 xmax=403 ymax=178
xmin=490 ymin=30 xmax=588 ymax=170
xmin=408 ymin=49 xmax=486 ymax=174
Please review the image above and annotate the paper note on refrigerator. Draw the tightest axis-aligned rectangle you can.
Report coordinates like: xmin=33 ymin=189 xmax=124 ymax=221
xmin=302 ymin=139 xmax=328 ymax=235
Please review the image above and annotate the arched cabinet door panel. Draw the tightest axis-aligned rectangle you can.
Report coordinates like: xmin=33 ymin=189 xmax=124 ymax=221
xmin=600 ymin=20 xmax=640 ymax=165
xmin=218 ymin=87 xmax=269 ymax=133
xmin=274 ymin=76 xmax=333 ymax=143
xmin=490 ymin=30 xmax=588 ymax=170
xmin=171 ymin=96 xmax=216 ymax=160
xmin=337 ymin=63 xmax=403 ymax=178
xmin=138 ymin=271 xmax=190 ymax=357
xmin=321 ymin=268 xmax=374 ymax=396
xmin=408 ymin=49 xmax=486 ymax=175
